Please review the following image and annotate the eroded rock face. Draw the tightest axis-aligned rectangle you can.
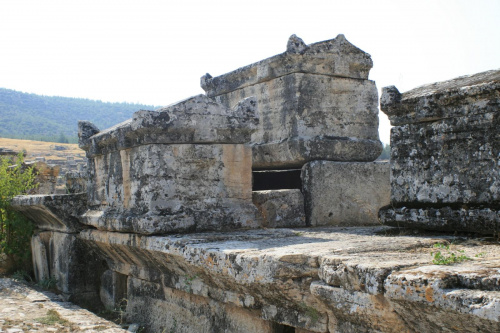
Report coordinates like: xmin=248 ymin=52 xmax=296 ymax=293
xmin=31 ymin=231 xmax=106 ymax=304
xmin=202 ymin=35 xmax=382 ymax=169
xmin=379 ymin=69 xmax=500 ymax=234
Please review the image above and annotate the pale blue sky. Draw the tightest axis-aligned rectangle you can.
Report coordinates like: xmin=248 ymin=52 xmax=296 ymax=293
xmin=1 ymin=0 xmax=499 ymax=144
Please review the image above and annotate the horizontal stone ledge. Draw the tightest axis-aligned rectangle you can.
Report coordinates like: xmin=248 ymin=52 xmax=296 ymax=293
xmin=252 ymin=136 xmax=382 ymax=169
xmin=80 ymin=202 xmax=261 ymax=235
xmin=11 ymin=193 xmax=87 ymax=233
xmin=379 ymin=206 xmax=500 ymax=235
xmin=79 ymin=226 xmax=500 ymax=332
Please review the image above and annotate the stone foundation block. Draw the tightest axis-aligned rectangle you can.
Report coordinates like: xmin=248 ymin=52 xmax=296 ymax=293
xmin=126 ymin=277 xmax=277 ymax=333
xmin=302 ymin=161 xmax=390 ymax=226
xmin=252 ymin=189 xmax=306 ymax=228
xmin=379 ymin=206 xmax=499 ymax=235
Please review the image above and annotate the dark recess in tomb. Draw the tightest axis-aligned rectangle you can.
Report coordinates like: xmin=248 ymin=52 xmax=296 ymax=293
xmin=252 ymin=169 xmax=302 ymax=191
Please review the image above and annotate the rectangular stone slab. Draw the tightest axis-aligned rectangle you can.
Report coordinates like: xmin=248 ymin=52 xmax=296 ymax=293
xmin=390 ymin=112 xmax=498 ymax=205
xmin=381 ymin=69 xmax=500 ymax=126
xmin=81 ymin=94 xmax=258 ymax=156
xmin=82 ymin=143 xmax=260 ymax=234
xmin=78 ymin=226 xmax=500 ymax=332
xmin=252 ymin=189 xmax=306 ymax=228
xmin=379 ymin=206 xmax=499 ymax=235
xmin=301 ymin=161 xmax=390 ymax=226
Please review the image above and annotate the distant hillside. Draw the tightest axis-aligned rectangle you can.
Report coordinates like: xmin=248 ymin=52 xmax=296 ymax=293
xmin=0 ymin=88 xmax=155 ymax=143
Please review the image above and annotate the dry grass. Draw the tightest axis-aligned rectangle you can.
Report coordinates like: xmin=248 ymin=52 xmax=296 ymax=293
xmin=0 ymin=138 xmax=84 ymax=161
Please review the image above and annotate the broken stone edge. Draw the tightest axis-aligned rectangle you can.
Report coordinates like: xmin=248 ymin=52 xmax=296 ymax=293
xmin=379 ymin=206 xmax=500 ymax=235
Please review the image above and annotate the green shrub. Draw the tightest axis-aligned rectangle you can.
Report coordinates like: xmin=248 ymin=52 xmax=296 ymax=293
xmin=0 ymin=153 xmax=37 ymax=271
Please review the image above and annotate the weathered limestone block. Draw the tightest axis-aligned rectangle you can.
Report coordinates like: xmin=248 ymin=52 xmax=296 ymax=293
xmin=31 ymin=234 xmax=49 ymax=282
xmin=252 ymin=189 xmax=306 ymax=228
xmin=202 ymin=35 xmax=382 ymax=169
xmin=11 ymin=193 xmax=87 ymax=232
xmin=82 ymin=144 xmax=258 ymax=234
xmin=380 ymin=69 xmax=500 ymax=234
xmin=31 ymin=231 xmax=106 ymax=305
xmin=79 ymin=95 xmax=261 ymax=234
xmin=302 ymin=161 xmax=390 ymax=226
xmin=80 ymin=94 xmax=258 ymax=156
xmin=319 ymin=252 xmax=431 ymax=295
xmin=79 ymin=226 xmax=500 ymax=332
xmin=311 ymin=282 xmax=408 ymax=333
xmin=379 ymin=207 xmax=500 ymax=233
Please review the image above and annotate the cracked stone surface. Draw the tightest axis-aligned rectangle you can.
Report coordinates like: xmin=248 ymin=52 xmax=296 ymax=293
xmin=79 ymin=226 xmax=500 ymax=332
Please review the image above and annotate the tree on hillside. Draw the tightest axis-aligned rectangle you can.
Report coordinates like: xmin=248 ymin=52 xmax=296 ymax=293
xmin=0 ymin=153 xmax=37 ymax=272
xmin=58 ymin=132 xmax=69 ymax=143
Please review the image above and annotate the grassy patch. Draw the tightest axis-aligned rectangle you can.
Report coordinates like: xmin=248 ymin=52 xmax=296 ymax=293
xmin=36 ymin=309 xmax=68 ymax=325
xmin=431 ymin=243 xmax=471 ymax=265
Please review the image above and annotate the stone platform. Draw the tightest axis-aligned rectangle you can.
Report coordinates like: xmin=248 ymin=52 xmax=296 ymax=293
xmin=79 ymin=226 xmax=499 ymax=333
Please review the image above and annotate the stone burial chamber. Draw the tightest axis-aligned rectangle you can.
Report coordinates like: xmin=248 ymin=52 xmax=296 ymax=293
xmin=202 ymin=34 xmax=382 ymax=170
xmin=79 ymin=94 xmax=261 ymax=234
xmin=379 ymin=69 xmax=500 ymax=235
xmin=9 ymin=35 xmax=500 ymax=333
xmin=204 ymin=34 xmax=390 ymax=228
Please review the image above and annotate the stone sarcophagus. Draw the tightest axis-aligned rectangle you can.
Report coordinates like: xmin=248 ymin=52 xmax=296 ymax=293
xmin=379 ymin=69 xmax=500 ymax=234
xmin=79 ymin=94 xmax=261 ymax=234
xmin=201 ymin=34 xmax=382 ymax=169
